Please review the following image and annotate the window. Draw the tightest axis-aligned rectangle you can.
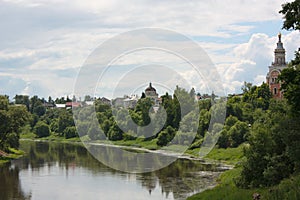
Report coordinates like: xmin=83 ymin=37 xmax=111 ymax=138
xmin=271 ymin=77 xmax=278 ymax=83
xmin=274 ymin=88 xmax=277 ymax=95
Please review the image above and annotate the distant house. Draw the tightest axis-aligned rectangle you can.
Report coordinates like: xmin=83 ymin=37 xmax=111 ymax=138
xmin=85 ymin=101 xmax=94 ymax=106
xmin=195 ymin=93 xmax=202 ymax=101
xmin=112 ymin=95 xmax=138 ymax=108
xmin=65 ymin=102 xmax=81 ymax=108
xmin=112 ymin=97 xmax=126 ymax=108
xmin=43 ymin=102 xmax=55 ymax=109
xmin=100 ymin=97 xmax=111 ymax=105
xmin=228 ymin=93 xmax=243 ymax=98
xmin=55 ymin=104 xmax=66 ymax=108
xmin=123 ymin=94 xmax=139 ymax=109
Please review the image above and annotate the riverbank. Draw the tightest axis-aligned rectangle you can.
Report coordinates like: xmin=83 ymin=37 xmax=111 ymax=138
xmin=16 ymin=136 xmax=300 ymax=199
xmin=188 ymin=166 xmax=300 ymax=200
xmin=20 ymin=133 xmax=243 ymax=165
xmin=19 ymin=135 xmax=251 ymax=198
xmin=187 ymin=145 xmax=300 ymax=200
xmin=0 ymin=148 xmax=24 ymax=165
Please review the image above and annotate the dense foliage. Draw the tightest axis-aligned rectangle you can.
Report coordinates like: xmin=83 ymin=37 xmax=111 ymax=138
xmin=280 ymin=0 xmax=300 ymax=31
xmin=0 ymin=96 xmax=30 ymax=151
xmin=235 ymin=2 xmax=300 ymax=188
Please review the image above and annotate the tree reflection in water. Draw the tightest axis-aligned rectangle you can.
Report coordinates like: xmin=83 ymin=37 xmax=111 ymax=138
xmin=0 ymin=141 xmax=223 ymax=200
xmin=0 ymin=163 xmax=31 ymax=200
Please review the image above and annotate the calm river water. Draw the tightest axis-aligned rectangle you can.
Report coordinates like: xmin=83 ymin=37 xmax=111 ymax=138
xmin=0 ymin=141 xmax=225 ymax=200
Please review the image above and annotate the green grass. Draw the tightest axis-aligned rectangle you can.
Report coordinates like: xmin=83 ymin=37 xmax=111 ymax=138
xmin=263 ymin=174 xmax=300 ymax=200
xmin=112 ymin=138 xmax=159 ymax=150
xmin=20 ymin=131 xmax=36 ymax=139
xmin=187 ymin=167 xmax=262 ymax=200
xmin=188 ymin=168 xmax=300 ymax=200
xmin=0 ymin=148 xmax=24 ymax=165
xmin=204 ymin=145 xmax=245 ymax=165
xmin=187 ymin=146 xmax=300 ymax=200
xmin=20 ymin=131 xmax=83 ymax=143
xmin=161 ymin=144 xmax=188 ymax=153
xmin=184 ymin=145 xmax=245 ymax=165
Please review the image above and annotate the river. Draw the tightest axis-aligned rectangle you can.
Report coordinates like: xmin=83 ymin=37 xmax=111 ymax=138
xmin=0 ymin=141 xmax=226 ymax=200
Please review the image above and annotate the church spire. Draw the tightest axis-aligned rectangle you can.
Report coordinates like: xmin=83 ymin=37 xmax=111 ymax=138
xmin=276 ymin=32 xmax=284 ymax=50
xmin=273 ymin=32 xmax=286 ymax=65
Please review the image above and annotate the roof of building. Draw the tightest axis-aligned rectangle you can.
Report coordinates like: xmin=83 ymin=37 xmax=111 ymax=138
xmin=55 ymin=104 xmax=66 ymax=108
xmin=276 ymin=32 xmax=284 ymax=50
xmin=65 ymin=102 xmax=81 ymax=107
xmin=145 ymin=82 xmax=156 ymax=92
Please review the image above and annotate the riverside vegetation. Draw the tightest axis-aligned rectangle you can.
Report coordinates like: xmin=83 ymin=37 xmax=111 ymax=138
xmin=190 ymin=1 xmax=300 ymax=198
xmin=1 ymin=1 xmax=300 ymax=199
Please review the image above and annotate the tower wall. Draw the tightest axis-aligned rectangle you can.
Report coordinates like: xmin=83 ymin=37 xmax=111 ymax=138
xmin=266 ymin=33 xmax=287 ymax=99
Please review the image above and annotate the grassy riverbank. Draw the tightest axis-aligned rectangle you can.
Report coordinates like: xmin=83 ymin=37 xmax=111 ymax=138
xmin=188 ymin=144 xmax=300 ymax=200
xmin=188 ymin=166 xmax=300 ymax=200
xmin=0 ymin=148 xmax=24 ymax=165
xmin=21 ymin=132 xmax=82 ymax=142
xmin=20 ymin=132 xmax=245 ymax=162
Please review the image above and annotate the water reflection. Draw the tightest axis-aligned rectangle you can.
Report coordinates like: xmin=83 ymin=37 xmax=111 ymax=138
xmin=0 ymin=163 xmax=31 ymax=200
xmin=1 ymin=141 xmax=223 ymax=200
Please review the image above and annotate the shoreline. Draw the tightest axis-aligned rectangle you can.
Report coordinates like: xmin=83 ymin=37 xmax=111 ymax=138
xmin=19 ymin=138 xmax=234 ymax=169
xmin=0 ymin=148 xmax=24 ymax=165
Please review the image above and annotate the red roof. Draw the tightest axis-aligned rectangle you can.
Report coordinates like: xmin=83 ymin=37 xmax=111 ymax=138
xmin=66 ymin=102 xmax=81 ymax=107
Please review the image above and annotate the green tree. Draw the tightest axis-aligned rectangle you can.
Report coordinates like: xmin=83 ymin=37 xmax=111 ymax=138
xmin=76 ymin=121 xmax=89 ymax=136
xmin=161 ymin=93 xmax=176 ymax=128
xmin=241 ymin=81 xmax=253 ymax=93
xmin=278 ymin=4 xmax=300 ymax=170
xmin=242 ymin=83 xmax=272 ymax=110
xmin=87 ymin=122 xmax=101 ymax=140
xmin=237 ymin=101 xmax=295 ymax=187
xmin=34 ymin=121 xmax=50 ymax=138
xmin=107 ymin=121 xmax=123 ymax=141
xmin=33 ymin=104 xmax=46 ymax=117
xmin=197 ymin=109 xmax=210 ymax=137
xmin=157 ymin=126 xmax=176 ymax=146
xmin=174 ymin=86 xmax=195 ymax=117
xmin=14 ymin=95 xmax=30 ymax=111
xmin=280 ymin=0 xmax=300 ymax=31
xmin=279 ymin=52 xmax=300 ymax=116
xmin=0 ymin=97 xmax=29 ymax=150
xmin=134 ymin=97 xmax=153 ymax=126
xmin=58 ymin=110 xmax=74 ymax=134
xmin=228 ymin=121 xmax=249 ymax=147
xmin=63 ymin=126 xmax=78 ymax=139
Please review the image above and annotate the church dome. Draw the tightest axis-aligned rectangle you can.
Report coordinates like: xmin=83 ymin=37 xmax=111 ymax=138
xmin=145 ymin=82 xmax=156 ymax=92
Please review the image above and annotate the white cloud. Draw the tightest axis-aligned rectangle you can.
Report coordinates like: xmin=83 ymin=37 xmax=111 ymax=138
xmin=219 ymin=31 xmax=300 ymax=94
xmin=0 ymin=0 xmax=297 ymax=98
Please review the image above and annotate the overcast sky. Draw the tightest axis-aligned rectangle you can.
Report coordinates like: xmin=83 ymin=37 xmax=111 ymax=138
xmin=0 ymin=0 xmax=299 ymax=99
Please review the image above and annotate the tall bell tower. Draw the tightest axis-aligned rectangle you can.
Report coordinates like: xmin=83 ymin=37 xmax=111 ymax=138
xmin=266 ymin=33 xmax=287 ymax=99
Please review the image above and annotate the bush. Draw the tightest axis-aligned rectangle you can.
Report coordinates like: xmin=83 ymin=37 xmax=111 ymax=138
xmin=34 ymin=121 xmax=50 ymax=138
xmin=63 ymin=126 xmax=78 ymax=139
xmin=157 ymin=126 xmax=175 ymax=146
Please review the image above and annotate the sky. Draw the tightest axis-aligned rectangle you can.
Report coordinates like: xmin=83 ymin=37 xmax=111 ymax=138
xmin=0 ymin=0 xmax=299 ymax=99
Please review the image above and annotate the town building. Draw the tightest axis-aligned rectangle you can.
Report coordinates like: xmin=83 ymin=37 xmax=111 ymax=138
xmin=145 ymin=82 xmax=160 ymax=105
xmin=99 ymin=97 xmax=111 ymax=105
xmin=65 ymin=102 xmax=81 ymax=108
xmin=266 ymin=33 xmax=288 ymax=99
xmin=112 ymin=95 xmax=139 ymax=108
xmin=123 ymin=94 xmax=139 ymax=109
